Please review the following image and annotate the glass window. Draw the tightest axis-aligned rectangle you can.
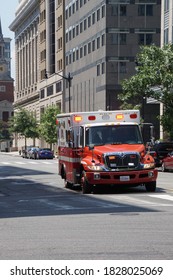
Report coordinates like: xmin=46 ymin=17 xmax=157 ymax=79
xmin=97 ymin=37 xmax=100 ymax=49
xmin=92 ymin=12 xmax=95 ymax=24
xmin=97 ymin=9 xmax=100 ymax=21
xmin=92 ymin=40 xmax=95 ymax=51
xmin=97 ymin=64 xmax=100 ymax=76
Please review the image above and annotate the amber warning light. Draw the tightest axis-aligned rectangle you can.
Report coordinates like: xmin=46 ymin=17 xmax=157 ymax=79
xmin=74 ymin=115 xmax=83 ymax=122
xmin=116 ymin=114 xmax=124 ymax=120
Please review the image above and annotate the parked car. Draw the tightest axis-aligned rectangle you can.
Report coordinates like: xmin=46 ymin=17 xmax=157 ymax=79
xmin=34 ymin=148 xmax=54 ymax=159
xmin=161 ymin=151 xmax=173 ymax=172
xmin=149 ymin=141 xmax=173 ymax=167
xmin=27 ymin=147 xmax=39 ymax=159
xmin=21 ymin=146 xmax=33 ymax=158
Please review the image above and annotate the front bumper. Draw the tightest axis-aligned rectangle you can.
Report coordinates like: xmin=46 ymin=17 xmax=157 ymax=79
xmin=85 ymin=169 xmax=158 ymax=186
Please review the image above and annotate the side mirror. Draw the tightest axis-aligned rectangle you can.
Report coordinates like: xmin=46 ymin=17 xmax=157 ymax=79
xmin=89 ymin=144 xmax=95 ymax=150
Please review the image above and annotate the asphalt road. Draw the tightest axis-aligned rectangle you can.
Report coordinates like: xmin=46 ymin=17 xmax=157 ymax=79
xmin=0 ymin=153 xmax=173 ymax=260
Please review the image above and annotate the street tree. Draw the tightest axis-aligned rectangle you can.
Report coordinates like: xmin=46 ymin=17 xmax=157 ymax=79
xmin=9 ymin=108 xmax=39 ymax=148
xmin=39 ymin=106 xmax=61 ymax=149
xmin=119 ymin=44 xmax=173 ymax=139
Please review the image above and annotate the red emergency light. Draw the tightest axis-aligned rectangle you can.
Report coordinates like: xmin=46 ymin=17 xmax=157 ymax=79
xmin=130 ymin=113 xmax=137 ymax=119
xmin=88 ymin=115 xmax=96 ymax=121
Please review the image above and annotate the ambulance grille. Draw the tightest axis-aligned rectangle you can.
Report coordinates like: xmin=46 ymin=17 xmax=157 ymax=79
xmin=105 ymin=152 xmax=140 ymax=170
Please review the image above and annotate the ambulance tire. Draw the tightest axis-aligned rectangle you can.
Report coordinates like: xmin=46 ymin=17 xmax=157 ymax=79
xmin=145 ymin=181 xmax=156 ymax=192
xmin=81 ymin=171 xmax=92 ymax=194
xmin=64 ymin=180 xmax=72 ymax=189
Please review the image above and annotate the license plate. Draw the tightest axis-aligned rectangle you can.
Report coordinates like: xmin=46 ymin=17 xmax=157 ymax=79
xmin=120 ymin=176 xmax=130 ymax=181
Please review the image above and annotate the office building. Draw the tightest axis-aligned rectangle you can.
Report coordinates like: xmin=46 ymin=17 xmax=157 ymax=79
xmin=0 ymin=20 xmax=14 ymax=151
xmin=10 ymin=0 xmax=162 ymax=148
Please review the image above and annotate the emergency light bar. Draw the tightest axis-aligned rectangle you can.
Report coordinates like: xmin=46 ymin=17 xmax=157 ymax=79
xmin=74 ymin=115 xmax=83 ymax=122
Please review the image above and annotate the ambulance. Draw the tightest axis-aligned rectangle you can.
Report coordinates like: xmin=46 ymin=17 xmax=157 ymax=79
xmin=56 ymin=110 xmax=158 ymax=193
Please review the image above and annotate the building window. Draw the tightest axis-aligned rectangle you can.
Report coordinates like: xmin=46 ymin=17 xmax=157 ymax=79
xmin=40 ymin=89 xmax=45 ymax=99
xmin=97 ymin=64 xmax=100 ymax=76
xmin=76 ymin=49 xmax=79 ymax=60
xmin=73 ymin=51 xmax=75 ymax=62
xmin=120 ymin=62 xmax=127 ymax=73
xmin=102 ymin=5 xmax=105 ymax=18
xmin=138 ymin=5 xmax=153 ymax=16
xmin=97 ymin=9 xmax=100 ymax=21
xmin=138 ymin=34 xmax=153 ymax=45
xmin=0 ymin=85 xmax=6 ymax=92
xmin=92 ymin=12 xmax=95 ymax=24
xmin=164 ymin=28 xmax=169 ymax=44
xmin=97 ymin=37 xmax=100 ymax=49
xmin=80 ymin=47 xmax=83 ymax=58
xmin=80 ymin=22 xmax=83 ymax=33
xmin=102 ymin=34 xmax=105 ymax=46
xmin=66 ymin=55 xmax=68 ymax=65
xmin=112 ymin=4 xmax=126 ymax=16
xmin=164 ymin=0 xmax=169 ymax=11
xmin=88 ymin=42 xmax=91 ymax=54
xmin=84 ymin=45 xmax=87 ymax=56
xmin=47 ymin=85 xmax=53 ymax=96
xmin=84 ymin=19 xmax=87 ymax=30
xmin=92 ymin=40 xmax=95 ymax=51
xmin=76 ymin=0 xmax=79 ymax=10
xmin=56 ymin=81 xmax=62 ymax=93
xmin=88 ymin=15 xmax=91 ymax=28
xmin=2 ymin=111 xmax=9 ymax=122
xmin=112 ymin=33 xmax=127 ymax=45
xmin=76 ymin=25 xmax=79 ymax=36
xmin=101 ymin=62 xmax=105 ymax=74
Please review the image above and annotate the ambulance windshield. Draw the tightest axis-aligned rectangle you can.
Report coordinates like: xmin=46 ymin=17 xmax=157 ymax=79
xmin=85 ymin=125 xmax=143 ymax=146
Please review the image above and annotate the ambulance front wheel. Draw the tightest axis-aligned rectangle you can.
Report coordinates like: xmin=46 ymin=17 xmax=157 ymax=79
xmin=81 ymin=171 xmax=92 ymax=194
xmin=145 ymin=181 xmax=156 ymax=192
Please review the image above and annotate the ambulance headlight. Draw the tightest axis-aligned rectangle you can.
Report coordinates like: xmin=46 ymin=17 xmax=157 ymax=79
xmin=88 ymin=165 xmax=105 ymax=171
xmin=143 ymin=163 xmax=155 ymax=169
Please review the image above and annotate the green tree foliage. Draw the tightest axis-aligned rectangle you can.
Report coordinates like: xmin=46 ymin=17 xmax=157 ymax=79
xmin=9 ymin=108 xmax=39 ymax=146
xmin=39 ymin=106 xmax=61 ymax=147
xmin=119 ymin=44 xmax=173 ymax=139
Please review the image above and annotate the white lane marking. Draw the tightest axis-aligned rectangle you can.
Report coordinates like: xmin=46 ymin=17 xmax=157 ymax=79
xmin=149 ymin=194 xmax=173 ymax=202
xmin=105 ymin=195 xmax=173 ymax=207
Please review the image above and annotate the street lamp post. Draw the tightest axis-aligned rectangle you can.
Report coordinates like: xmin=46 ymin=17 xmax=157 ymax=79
xmin=45 ymin=70 xmax=73 ymax=113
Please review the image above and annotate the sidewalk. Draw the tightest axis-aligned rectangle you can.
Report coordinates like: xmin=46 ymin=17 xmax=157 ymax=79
xmin=0 ymin=151 xmax=20 ymax=157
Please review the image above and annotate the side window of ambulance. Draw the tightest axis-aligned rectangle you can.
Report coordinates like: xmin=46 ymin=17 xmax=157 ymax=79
xmin=79 ymin=126 xmax=84 ymax=147
xmin=66 ymin=129 xmax=74 ymax=147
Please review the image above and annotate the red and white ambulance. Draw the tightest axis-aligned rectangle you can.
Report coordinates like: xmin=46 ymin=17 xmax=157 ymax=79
xmin=56 ymin=110 xmax=158 ymax=193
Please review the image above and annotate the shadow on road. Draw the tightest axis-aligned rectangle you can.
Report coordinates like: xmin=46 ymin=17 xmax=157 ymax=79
xmin=0 ymin=165 xmax=164 ymax=219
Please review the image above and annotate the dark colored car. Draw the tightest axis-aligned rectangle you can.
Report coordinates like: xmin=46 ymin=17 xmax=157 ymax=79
xmin=149 ymin=142 xmax=173 ymax=167
xmin=161 ymin=151 xmax=173 ymax=172
xmin=34 ymin=148 xmax=54 ymax=159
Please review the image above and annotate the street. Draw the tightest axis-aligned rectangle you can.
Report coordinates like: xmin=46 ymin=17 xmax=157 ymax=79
xmin=0 ymin=153 xmax=173 ymax=260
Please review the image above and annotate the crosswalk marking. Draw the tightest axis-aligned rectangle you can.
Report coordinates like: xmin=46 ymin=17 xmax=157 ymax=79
xmin=149 ymin=194 xmax=173 ymax=202
xmin=0 ymin=161 xmax=55 ymax=165
xmin=105 ymin=194 xmax=173 ymax=207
